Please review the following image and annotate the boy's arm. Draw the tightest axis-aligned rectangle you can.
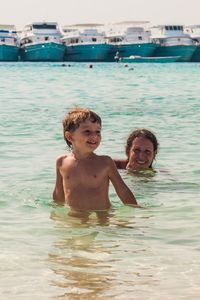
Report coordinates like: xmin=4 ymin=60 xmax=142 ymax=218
xmin=52 ymin=156 xmax=66 ymax=205
xmin=107 ymin=157 xmax=140 ymax=207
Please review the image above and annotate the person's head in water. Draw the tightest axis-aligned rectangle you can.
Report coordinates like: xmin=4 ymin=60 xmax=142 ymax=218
xmin=125 ymin=129 xmax=158 ymax=170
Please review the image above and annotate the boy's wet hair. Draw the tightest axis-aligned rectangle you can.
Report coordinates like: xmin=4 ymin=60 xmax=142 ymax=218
xmin=63 ymin=107 xmax=102 ymax=148
xmin=125 ymin=128 xmax=159 ymax=166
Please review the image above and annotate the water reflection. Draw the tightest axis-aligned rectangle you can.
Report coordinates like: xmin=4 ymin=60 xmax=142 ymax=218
xmin=48 ymin=226 xmax=114 ymax=299
xmin=48 ymin=207 xmax=155 ymax=299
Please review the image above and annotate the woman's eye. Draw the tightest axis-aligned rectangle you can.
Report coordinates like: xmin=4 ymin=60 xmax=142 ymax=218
xmin=133 ymin=149 xmax=140 ymax=153
xmin=145 ymin=150 xmax=151 ymax=155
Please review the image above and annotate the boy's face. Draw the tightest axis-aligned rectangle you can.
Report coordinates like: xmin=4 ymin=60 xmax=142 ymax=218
xmin=65 ymin=119 xmax=101 ymax=152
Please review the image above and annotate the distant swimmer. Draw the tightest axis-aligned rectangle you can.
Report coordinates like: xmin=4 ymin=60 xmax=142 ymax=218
xmin=114 ymin=51 xmax=121 ymax=62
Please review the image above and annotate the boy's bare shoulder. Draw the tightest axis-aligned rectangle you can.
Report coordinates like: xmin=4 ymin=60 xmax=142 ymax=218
xmin=56 ymin=154 xmax=68 ymax=166
xmin=96 ymin=154 xmax=114 ymax=164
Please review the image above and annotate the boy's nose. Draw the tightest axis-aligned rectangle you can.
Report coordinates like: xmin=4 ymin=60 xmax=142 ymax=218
xmin=91 ymin=132 xmax=100 ymax=138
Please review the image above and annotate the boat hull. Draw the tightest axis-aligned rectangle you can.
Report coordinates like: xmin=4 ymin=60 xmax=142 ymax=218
xmin=153 ymin=45 xmax=197 ymax=62
xmin=64 ymin=43 xmax=114 ymax=62
xmin=109 ymin=43 xmax=158 ymax=61
xmin=0 ymin=45 xmax=19 ymax=61
xmin=190 ymin=45 xmax=200 ymax=62
xmin=20 ymin=42 xmax=65 ymax=61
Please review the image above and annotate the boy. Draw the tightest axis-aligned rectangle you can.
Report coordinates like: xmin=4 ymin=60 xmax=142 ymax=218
xmin=53 ymin=107 xmax=139 ymax=216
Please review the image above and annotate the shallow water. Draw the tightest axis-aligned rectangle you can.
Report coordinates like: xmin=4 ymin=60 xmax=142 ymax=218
xmin=0 ymin=62 xmax=200 ymax=299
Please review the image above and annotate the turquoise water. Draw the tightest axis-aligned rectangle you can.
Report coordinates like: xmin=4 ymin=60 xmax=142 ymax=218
xmin=0 ymin=62 xmax=200 ymax=299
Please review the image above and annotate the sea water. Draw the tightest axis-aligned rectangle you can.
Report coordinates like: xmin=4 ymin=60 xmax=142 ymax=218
xmin=0 ymin=62 xmax=200 ymax=300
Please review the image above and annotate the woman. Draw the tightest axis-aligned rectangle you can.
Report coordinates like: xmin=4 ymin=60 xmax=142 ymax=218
xmin=114 ymin=129 xmax=159 ymax=171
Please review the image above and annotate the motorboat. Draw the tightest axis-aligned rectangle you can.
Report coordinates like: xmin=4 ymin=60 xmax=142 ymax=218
xmin=19 ymin=22 xmax=65 ymax=61
xmin=151 ymin=24 xmax=197 ymax=62
xmin=0 ymin=25 xmax=19 ymax=61
xmin=105 ymin=21 xmax=158 ymax=61
xmin=120 ymin=55 xmax=180 ymax=63
xmin=61 ymin=24 xmax=113 ymax=62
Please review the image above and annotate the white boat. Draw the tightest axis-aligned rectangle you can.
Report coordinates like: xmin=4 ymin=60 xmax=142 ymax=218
xmin=120 ymin=55 xmax=180 ymax=63
xmin=0 ymin=25 xmax=19 ymax=61
xmin=185 ymin=25 xmax=200 ymax=61
xmin=61 ymin=24 xmax=113 ymax=62
xmin=19 ymin=22 xmax=65 ymax=61
xmin=105 ymin=21 xmax=158 ymax=61
xmin=151 ymin=24 xmax=197 ymax=62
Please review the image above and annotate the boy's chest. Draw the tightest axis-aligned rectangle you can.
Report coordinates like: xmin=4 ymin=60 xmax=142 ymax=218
xmin=62 ymin=160 xmax=107 ymax=184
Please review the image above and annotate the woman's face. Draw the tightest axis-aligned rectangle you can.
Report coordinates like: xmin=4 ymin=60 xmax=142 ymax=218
xmin=127 ymin=137 xmax=155 ymax=170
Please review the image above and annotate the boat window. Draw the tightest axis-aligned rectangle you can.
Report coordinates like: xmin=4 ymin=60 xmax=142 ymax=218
xmin=174 ymin=26 xmax=177 ymax=30
xmin=165 ymin=26 xmax=169 ymax=30
xmin=45 ymin=37 xmax=49 ymax=41
xmin=169 ymin=26 xmax=173 ymax=30
xmin=32 ymin=24 xmax=57 ymax=30
xmin=24 ymin=39 xmax=32 ymax=44
xmin=70 ymin=38 xmax=79 ymax=44
xmin=92 ymin=38 xmax=97 ymax=42
xmin=1 ymin=38 xmax=5 ymax=42
xmin=0 ymin=30 xmax=9 ymax=33
xmin=138 ymin=36 xmax=142 ymax=40
xmin=110 ymin=37 xmax=122 ymax=43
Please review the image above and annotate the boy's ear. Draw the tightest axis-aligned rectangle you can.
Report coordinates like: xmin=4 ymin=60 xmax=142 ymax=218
xmin=64 ymin=131 xmax=72 ymax=142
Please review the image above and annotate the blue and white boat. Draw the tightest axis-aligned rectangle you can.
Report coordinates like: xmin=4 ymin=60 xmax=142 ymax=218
xmin=185 ymin=25 xmax=200 ymax=62
xmin=0 ymin=25 xmax=19 ymax=61
xmin=61 ymin=24 xmax=113 ymax=62
xmin=105 ymin=21 xmax=158 ymax=61
xmin=19 ymin=22 xmax=65 ymax=61
xmin=120 ymin=55 xmax=180 ymax=63
xmin=151 ymin=24 xmax=197 ymax=62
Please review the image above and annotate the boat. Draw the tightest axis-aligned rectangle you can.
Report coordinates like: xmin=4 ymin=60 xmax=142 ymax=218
xmin=61 ymin=24 xmax=113 ymax=62
xmin=19 ymin=22 xmax=65 ymax=61
xmin=185 ymin=25 xmax=200 ymax=62
xmin=105 ymin=21 xmax=159 ymax=62
xmin=0 ymin=25 xmax=19 ymax=61
xmin=151 ymin=24 xmax=197 ymax=62
xmin=120 ymin=55 xmax=180 ymax=63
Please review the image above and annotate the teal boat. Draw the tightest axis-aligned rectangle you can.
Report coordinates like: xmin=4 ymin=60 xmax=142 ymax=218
xmin=105 ymin=22 xmax=159 ymax=62
xmin=151 ymin=25 xmax=197 ymax=62
xmin=120 ymin=55 xmax=180 ymax=63
xmin=62 ymin=25 xmax=113 ymax=62
xmin=19 ymin=22 xmax=65 ymax=61
xmin=0 ymin=26 xmax=19 ymax=61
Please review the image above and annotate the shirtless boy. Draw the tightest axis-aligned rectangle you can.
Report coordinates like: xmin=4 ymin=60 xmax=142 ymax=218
xmin=52 ymin=107 xmax=139 ymax=216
